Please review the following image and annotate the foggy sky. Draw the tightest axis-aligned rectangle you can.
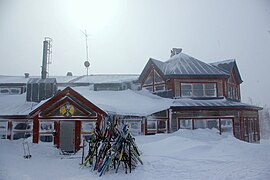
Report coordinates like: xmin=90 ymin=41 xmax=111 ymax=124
xmin=0 ymin=0 xmax=270 ymax=106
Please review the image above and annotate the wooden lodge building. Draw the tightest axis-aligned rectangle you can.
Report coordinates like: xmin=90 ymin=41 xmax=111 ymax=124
xmin=0 ymin=48 xmax=262 ymax=153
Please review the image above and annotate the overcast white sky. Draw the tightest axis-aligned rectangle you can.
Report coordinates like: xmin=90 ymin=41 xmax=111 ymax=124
xmin=0 ymin=0 xmax=270 ymax=106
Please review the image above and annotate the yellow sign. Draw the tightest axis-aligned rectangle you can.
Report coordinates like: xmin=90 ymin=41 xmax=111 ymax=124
xmin=60 ymin=104 xmax=75 ymax=117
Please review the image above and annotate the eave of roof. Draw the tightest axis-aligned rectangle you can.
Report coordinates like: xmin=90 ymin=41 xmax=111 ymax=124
xmin=171 ymin=98 xmax=262 ymax=111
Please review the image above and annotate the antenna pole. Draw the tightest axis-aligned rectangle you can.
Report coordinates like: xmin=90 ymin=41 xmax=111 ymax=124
xmin=81 ymin=30 xmax=90 ymax=76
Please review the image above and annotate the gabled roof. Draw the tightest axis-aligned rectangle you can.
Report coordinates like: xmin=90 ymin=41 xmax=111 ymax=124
xmin=138 ymin=58 xmax=165 ymax=83
xmin=30 ymin=87 xmax=107 ymax=117
xmin=162 ymin=53 xmax=228 ymax=77
xmin=210 ymin=59 xmax=243 ymax=84
xmin=139 ymin=52 xmax=229 ymax=82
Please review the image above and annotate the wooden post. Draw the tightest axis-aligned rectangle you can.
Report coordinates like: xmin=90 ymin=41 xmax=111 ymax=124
xmin=7 ymin=120 xmax=12 ymax=140
xmin=54 ymin=121 xmax=60 ymax=148
xmin=232 ymin=117 xmax=236 ymax=137
xmin=33 ymin=116 xmax=39 ymax=143
xmin=81 ymin=139 xmax=85 ymax=165
xmin=167 ymin=109 xmax=170 ymax=133
xmin=75 ymin=121 xmax=81 ymax=152
xmin=239 ymin=111 xmax=244 ymax=140
xmin=144 ymin=118 xmax=147 ymax=135
xmin=219 ymin=119 xmax=222 ymax=135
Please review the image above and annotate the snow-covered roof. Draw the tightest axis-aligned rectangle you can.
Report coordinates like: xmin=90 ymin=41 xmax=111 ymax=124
xmin=162 ymin=53 xmax=228 ymax=76
xmin=210 ymin=59 xmax=235 ymax=68
xmin=0 ymin=88 xmax=260 ymax=117
xmin=0 ymin=75 xmax=30 ymax=84
xmin=139 ymin=52 xmax=230 ymax=82
xmin=72 ymin=87 xmax=172 ymax=116
xmin=172 ymin=97 xmax=261 ymax=110
xmin=74 ymin=74 xmax=139 ymax=84
xmin=210 ymin=59 xmax=243 ymax=83
xmin=0 ymin=74 xmax=139 ymax=85
xmin=0 ymin=93 xmax=37 ymax=116
xmin=151 ymin=53 xmax=229 ymax=77
xmin=0 ymin=75 xmax=78 ymax=84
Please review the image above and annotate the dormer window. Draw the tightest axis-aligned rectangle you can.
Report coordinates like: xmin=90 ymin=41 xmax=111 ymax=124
xmin=181 ymin=83 xmax=217 ymax=97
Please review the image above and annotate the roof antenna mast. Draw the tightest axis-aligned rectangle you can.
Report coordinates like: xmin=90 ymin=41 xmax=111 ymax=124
xmin=81 ymin=30 xmax=90 ymax=76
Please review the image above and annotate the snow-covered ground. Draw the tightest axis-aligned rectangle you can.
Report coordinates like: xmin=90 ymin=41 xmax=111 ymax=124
xmin=1 ymin=129 xmax=270 ymax=180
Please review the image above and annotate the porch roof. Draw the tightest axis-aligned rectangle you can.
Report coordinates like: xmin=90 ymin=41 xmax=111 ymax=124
xmin=171 ymin=97 xmax=262 ymax=110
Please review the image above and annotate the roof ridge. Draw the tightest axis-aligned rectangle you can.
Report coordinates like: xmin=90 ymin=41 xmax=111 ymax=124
xmin=162 ymin=52 xmax=229 ymax=76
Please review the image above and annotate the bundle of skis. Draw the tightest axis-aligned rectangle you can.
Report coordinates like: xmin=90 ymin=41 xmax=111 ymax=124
xmin=81 ymin=122 xmax=143 ymax=176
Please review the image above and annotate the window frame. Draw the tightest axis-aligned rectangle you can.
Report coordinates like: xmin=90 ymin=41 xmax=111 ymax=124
xmin=142 ymin=68 xmax=166 ymax=92
xmin=180 ymin=82 xmax=217 ymax=98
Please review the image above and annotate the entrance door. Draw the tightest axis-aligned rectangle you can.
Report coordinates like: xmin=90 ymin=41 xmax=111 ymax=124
xmin=60 ymin=121 xmax=75 ymax=153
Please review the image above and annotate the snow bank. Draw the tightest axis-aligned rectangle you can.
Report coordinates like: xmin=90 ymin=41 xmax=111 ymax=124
xmin=1 ymin=130 xmax=270 ymax=180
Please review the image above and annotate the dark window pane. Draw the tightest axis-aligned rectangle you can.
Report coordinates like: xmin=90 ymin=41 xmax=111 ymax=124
xmin=155 ymin=85 xmax=165 ymax=91
xmin=158 ymin=121 xmax=166 ymax=129
xmin=179 ymin=120 xmax=192 ymax=129
xmin=0 ymin=89 xmax=9 ymax=93
xmin=40 ymin=136 xmax=53 ymax=142
xmin=14 ymin=123 xmax=31 ymax=130
xmin=181 ymin=84 xmax=192 ymax=97
xmin=193 ymin=84 xmax=203 ymax=97
xmin=194 ymin=120 xmax=206 ymax=129
xmin=13 ymin=132 xmax=31 ymax=140
xmin=147 ymin=121 xmax=156 ymax=130
xmin=144 ymin=71 xmax=153 ymax=85
xmin=207 ymin=120 xmax=218 ymax=129
xmin=10 ymin=89 xmax=20 ymax=94
xmin=154 ymin=71 xmax=163 ymax=83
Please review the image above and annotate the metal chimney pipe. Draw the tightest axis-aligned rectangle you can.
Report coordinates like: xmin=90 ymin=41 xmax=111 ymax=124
xmin=41 ymin=40 xmax=49 ymax=79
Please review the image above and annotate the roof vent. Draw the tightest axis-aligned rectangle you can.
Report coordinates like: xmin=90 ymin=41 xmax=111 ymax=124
xmin=66 ymin=72 xmax=73 ymax=76
xmin=170 ymin=48 xmax=182 ymax=57
xmin=24 ymin=73 xmax=29 ymax=78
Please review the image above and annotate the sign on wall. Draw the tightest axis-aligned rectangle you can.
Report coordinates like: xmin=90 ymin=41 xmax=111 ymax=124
xmin=60 ymin=104 xmax=75 ymax=117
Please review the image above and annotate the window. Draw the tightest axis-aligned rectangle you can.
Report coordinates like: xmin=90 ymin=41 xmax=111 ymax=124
xmin=0 ymin=88 xmax=9 ymax=94
xmin=194 ymin=120 xmax=206 ymax=129
xmin=82 ymin=122 xmax=95 ymax=133
xmin=205 ymin=84 xmax=216 ymax=97
xmin=193 ymin=84 xmax=203 ymax=97
xmin=157 ymin=120 xmax=166 ymax=131
xmin=154 ymin=71 xmax=163 ymax=83
xmin=12 ymin=122 xmax=33 ymax=140
xmin=207 ymin=120 xmax=218 ymax=129
xmin=39 ymin=121 xmax=54 ymax=142
xmin=128 ymin=121 xmax=141 ymax=136
xmin=227 ymin=75 xmax=240 ymax=100
xmin=40 ymin=122 xmax=54 ymax=133
xmin=81 ymin=122 xmax=96 ymax=141
xmin=144 ymin=86 xmax=153 ymax=92
xmin=179 ymin=119 xmax=192 ymax=129
xmin=142 ymin=69 xmax=165 ymax=92
xmin=40 ymin=135 xmax=53 ymax=142
xmin=144 ymin=72 xmax=153 ymax=85
xmin=147 ymin=120 xmax=157 ymax=131
xmin=181 ymin=83 xmax=216 ymax=97
xmin=0 ymin=121 xmax=8 ymax=139
xmin=155 ymin=85 xmax=165 ymax=92
xmin=10 ymin=88 xmax=21 ymax=94
xmin=181 ymin=84 xmax=192 ymax=97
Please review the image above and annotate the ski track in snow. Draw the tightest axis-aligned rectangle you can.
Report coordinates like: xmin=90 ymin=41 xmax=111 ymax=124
xmin=1 ymin=130 xmax=270 ymax=180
